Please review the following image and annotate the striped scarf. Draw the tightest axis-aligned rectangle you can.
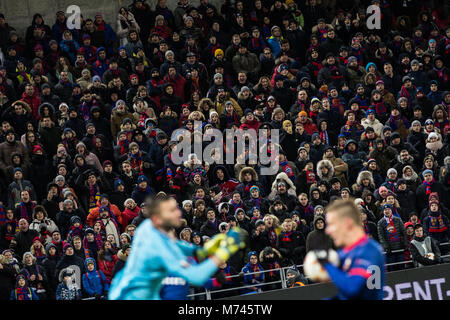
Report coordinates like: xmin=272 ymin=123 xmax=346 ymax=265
xmin=0 ymin=205 xmax=5 ymax=225
xmin=423 ymin=178 xmax=434 ymax=196
xmin=280 ymin=161 xmax=295 ymax=181
xmin=19 ymin=202 xmax=35 ymax=222
xmin=282 ymin=231 xmax=293 ymax=242
xmin=88 ymin=184 xmax=100 ymax=210
xmin=385 ymin=217 xmax=400 ymax=243
xmin=320 ymin=130 xmax=329 ymax=145
xmin=428 ymin=214 xmax=448 ymax=233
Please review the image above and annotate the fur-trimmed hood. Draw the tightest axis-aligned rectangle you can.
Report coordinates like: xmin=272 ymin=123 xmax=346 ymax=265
xmin=271 ymin=172 xmax=296 ymax=193
xmin=259 ymin=247 xmax=282 ymax=263
xmin=317 ymin=159 xmax=335 ymax=181
xmin=402 ymin=165 xmax=419 ymax=181
xmin=238 ymin=166 xmax=258 ymax=182
xmin=356 ymin=170 xmax=375 ymax=188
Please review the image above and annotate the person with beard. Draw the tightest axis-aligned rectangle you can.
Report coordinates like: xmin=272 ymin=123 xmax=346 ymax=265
xmin=306 ymin=214 xmax=333 ymax=252
xmin=100 ymin=161 xmax=118 ymax=195
xmin=259 ymin=246 xmax=282 ymax=291
xmin=109 ymin=180 xmax=129 ymax=213
xmin=410 ymin=223 xmax=442 ymax=267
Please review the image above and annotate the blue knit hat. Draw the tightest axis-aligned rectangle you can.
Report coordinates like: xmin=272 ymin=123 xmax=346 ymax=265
xmin=365 ymin=109 xmax=376 ymax=117
xmin=382 ymin=203 xmax=393 ymax=211
xmin=248 ymin=251 xmax=258 ymax=261
xmin=137 ymin=175 xmax=148 ymax=184
xmin=13 ymin=167 xmax=22 ymax=174
xmin=422 ymin=169 xmax=433 ymax=177
xmin=114 ymin=179 xmax=124 ymax=190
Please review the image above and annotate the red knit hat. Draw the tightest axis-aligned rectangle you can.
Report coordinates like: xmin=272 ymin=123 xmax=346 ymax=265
xmin=33 ymin=236 xmax=42 ymax=244
xmin=33 ymin=145 xmax=43 ymax=154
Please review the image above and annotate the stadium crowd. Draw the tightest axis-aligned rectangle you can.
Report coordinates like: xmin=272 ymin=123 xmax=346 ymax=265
xmin=0 ymin=0 xmax=449 ymax=300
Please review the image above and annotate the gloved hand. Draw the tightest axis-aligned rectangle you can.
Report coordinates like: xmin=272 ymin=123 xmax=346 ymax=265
xmin=314 ymin=250 xmax=331 ymax=267
xmin=214 ymin=228 xmax=246 ymax=262
xmin=196 ymin=233 xmax=227 ymax=261
xmin=94 ymin=293 xmax=102 ymax=300
xmin=385 ymin=247 xmax=392 ymax=256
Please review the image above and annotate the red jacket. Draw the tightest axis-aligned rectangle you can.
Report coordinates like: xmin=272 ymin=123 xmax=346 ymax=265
xmin=98 ymin=255 xmax=118 ymax=283
xmin=21 ymin=90 xmax=41 ymax=120
xmin=121 ymin=206 xmax=140 ymax=231
xmin=163 ymin=73 xmax=186 ymax=101
xmin=301 ymin=119 xmax=319 ymax=135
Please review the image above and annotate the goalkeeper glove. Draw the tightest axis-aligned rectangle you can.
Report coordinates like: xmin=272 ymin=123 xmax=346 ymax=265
xmin=214 ymin=227 xmax=246 ymax=262
xmin=195 ymin=233 xmax=227 ymax=261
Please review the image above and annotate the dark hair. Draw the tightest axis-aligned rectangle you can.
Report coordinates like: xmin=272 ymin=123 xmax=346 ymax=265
xmin=146 ymin=192 xmax=173 ymax=218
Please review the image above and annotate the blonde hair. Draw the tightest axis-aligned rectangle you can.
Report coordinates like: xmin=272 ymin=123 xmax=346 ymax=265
xmin=281 ymin=218 xmax=297 ymax=232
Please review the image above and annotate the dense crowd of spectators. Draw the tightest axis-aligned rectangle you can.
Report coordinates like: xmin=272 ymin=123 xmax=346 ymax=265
xmin=0 ymin=0 xmax=449 ymax=300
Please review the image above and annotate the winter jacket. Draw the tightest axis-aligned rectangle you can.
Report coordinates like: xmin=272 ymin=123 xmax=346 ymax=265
xmin=82 ymin=258 xmax=109 ymax=297
xmin=56 ymin=282 xmax=82 ymax=300
xmin=305 ymin=215 xmax=334 ymax=252
xmin=377 ymin=216 xmax=408 ymax=252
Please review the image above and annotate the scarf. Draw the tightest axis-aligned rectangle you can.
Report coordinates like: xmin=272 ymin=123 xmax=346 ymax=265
xmin=96 ymin=20 xmax=106 ymax=32
xmin=15 ymin=287 xmax=33 ymax=300
xmin=229 ymin=200 xmax=243 ymax=213
xmin=247 ymin=263 xmax=262 ymax=278
xmin=363 ymin=221 xmax=370 ymax=234
xmin=88 ymin=184 xmax=100 ymax=210
xmin=320 ymin=130 xmax=329 ymax=145
xmin=385 ymin=216 xmax=400 ymax=243
xmin=423 ymin=178 xmax=434 ymax=196
xmin=433 ymin=67 xmax=449 ymax=83
xmin=372 ymin=101 xmax=386 ymax=115
xmin=80 ymin=101 xmax=91 ymax=121
xmin=68 ymin=225 xmax=83 ymax=239
xmin=400 ymin=85 xmax=416 ymax=107
xmin=118 ymin=138 xmax=129 ymax=155
xmin=280 ymin=161 xmax=295 ymax=181
xmin=0 ymin=205 xmax=5 ymax=225
xmin=282 ymin=231 xmax=293 ymax=242
xmin=428 ymin=214 xmax=448 ymax=233
xmin=19 ymin=202 xmax=35 ymax=222
xmin=268 ymin=227 xmax=277 ymax=247
xmin=311 ymin=60 xmax=322 ymax=77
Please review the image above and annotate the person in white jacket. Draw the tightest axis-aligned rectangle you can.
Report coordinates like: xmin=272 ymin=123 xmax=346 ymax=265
xmin=116 ymin=7 xmax=140 ymax=47
xmin=29 ymin=205 xmax=58 ymax=243
xmin=361 ymin=109 xmax=383 ymax=137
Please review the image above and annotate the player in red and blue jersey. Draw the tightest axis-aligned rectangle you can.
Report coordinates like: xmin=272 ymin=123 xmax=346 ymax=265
xmin=315 ymin=200 xmax=386 ymax=300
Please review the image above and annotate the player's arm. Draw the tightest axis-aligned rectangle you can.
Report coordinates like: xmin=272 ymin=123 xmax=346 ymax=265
xmin=323 ymin=263 xmax=369 ymax=298
xmin=163 ymin=228 xmax=245 ymax=286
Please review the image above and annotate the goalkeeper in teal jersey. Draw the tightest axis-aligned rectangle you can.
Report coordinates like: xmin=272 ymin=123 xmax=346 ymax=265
xmin=109 ymin=193 xmax=245 ymax=300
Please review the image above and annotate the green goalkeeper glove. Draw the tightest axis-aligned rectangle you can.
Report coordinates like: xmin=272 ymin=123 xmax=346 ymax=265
xmin=214 ymin=227 xmax=246 ymax=262
xmin=195 ymin=233 xmax=227 ymax=261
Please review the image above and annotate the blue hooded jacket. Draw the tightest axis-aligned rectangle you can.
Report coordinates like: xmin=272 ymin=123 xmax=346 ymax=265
xmin=82 ymin=258 xmax=109 ymax=296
